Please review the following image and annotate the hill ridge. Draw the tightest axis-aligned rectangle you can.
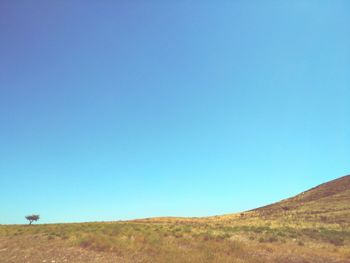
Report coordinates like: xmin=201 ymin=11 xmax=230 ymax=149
xmin=248 ymin=175 xmax=350 ymax=224
xmin=253 ymin=174 xmax=350 ymax=210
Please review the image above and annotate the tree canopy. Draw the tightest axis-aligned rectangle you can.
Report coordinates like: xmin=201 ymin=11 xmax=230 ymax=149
xmin=25 ymin=215 xmax=40 ymax=225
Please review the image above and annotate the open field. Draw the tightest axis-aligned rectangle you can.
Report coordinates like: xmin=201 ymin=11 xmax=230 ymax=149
xmin=1 ymin=175 xmax=349 ymax=263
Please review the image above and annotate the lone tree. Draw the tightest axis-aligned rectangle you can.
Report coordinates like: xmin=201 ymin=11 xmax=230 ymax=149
xmin=25 ymin=214 xmax=40 ymax=225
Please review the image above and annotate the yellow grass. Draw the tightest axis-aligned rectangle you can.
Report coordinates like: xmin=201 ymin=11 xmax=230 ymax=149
xmin=1 ymin=175 xmax=349 ymax=262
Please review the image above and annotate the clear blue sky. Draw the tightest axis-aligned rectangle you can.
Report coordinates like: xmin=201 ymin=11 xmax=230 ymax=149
xmin=0 ymin=1 xmax=349 ymax=224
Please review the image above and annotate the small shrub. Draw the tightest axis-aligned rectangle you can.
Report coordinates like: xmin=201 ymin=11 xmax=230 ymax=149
xmin=267 ymin=236 xmax=278 ymax=243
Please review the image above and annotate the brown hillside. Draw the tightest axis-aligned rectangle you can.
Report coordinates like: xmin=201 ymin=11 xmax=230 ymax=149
xmin=252 ymin=175 xmax=350 ymax=224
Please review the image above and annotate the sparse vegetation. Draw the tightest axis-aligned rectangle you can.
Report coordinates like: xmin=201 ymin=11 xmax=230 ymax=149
xmin=1 ymin=175 xmax=349 ymax=262
xmin=1 ymin=220 xmax=349 ymax=263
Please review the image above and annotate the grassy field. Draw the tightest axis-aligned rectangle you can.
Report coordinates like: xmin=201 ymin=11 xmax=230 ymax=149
xmin=1 ymin=175 xmax=349 ymax=263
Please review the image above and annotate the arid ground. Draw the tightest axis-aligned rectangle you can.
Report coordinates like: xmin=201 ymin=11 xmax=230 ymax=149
xmin=1 ymin=175 xmax=349 ymax=263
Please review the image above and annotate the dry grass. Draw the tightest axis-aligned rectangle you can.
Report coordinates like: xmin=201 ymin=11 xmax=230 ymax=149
xmin=1 ymin=175 xmax=349 ymax=262
xmin=1 ymin=220 xmax=349 ymax=263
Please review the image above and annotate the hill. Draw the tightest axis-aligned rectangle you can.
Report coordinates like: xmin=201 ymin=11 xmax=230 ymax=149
xmin=250 ymin=175 xmax=350 ymax=225
xmin=143 ymin=175 xmax=350 ymax=228
xmin=1 ymin=175 xmax=349 ymax=263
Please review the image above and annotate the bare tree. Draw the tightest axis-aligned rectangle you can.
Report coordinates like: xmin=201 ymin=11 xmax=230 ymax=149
xmin=25 ymin=215 xmax=40 ymax=225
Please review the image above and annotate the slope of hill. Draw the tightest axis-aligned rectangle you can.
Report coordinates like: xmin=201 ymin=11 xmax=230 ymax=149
xmin=1 ymin=175 xmax=350 ymax=263
xmin=250 ymin=175 xmax=350 ymax=225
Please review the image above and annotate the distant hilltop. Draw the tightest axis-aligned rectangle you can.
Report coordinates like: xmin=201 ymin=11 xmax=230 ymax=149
xmin=251 ymin=174 xmax=350 ymax=224
xmin=134 ymin=175 xmax=350 ymax=226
